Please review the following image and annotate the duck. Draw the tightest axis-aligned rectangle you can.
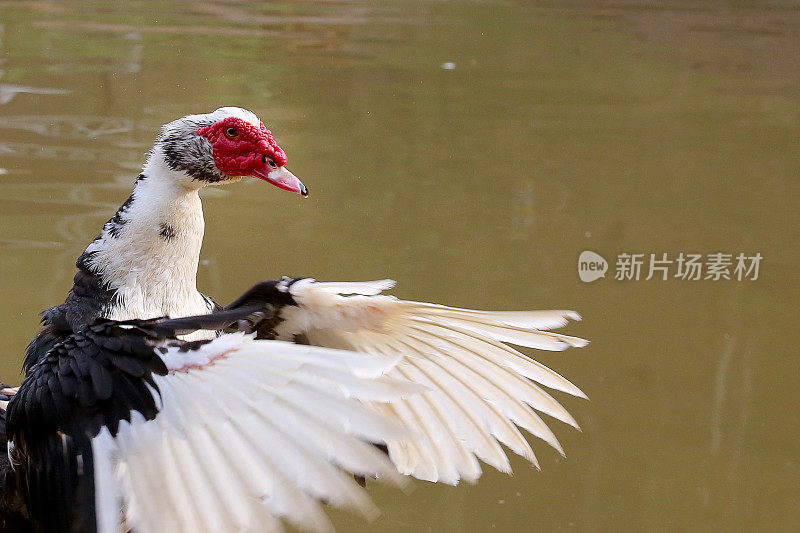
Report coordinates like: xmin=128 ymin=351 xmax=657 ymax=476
xmin=5 ymin=279 xmax=416 ymax=533
xmin=3 ymin=107 xmax=589 ymax=532
xmin=23 ymin=107 xmax=309 ymax=370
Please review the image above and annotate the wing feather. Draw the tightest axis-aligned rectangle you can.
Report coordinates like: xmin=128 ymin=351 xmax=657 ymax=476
xmin=311 ymin=279 xmax=396 ymax=295
xmin=392 ymin=363 xmax=481 ymax=483
xmin=92 ymin=333 xmax=410 ymax=533
xmin=346 ymin=333 xmax=502 ymax=476
xmin=410 ymin=347 xmax=534 ymax=466
xmin=400 ymin=320 xmax=580 ymax=429
xmin=279 ymin=279 xmax=589 ymax=484
xmin=355 ymin=329 xmax=515 ymax=475
xmin=403 ymin=302 xmax=582 ymax=330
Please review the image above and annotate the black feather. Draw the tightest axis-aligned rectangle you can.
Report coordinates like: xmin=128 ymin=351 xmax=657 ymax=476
xmin=89 ymin=363 xmax=113 ymax=401
xmin=107 ymin=354 xmax=145 ymax=377
xmin=98 ymin=335 xmax=123 ymax=353
xmin=6 ymin=278 xmax=301 ymax=531
xmin=58 ymin=373 xmax=77 ymax=400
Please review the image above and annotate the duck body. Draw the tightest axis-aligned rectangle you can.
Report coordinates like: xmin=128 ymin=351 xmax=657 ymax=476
xmin=9 ymin=280 xmax=409 ymax=532
xmin=23 ymin=183 xmax=215 ymax=370
xmin=3 ymin=107 xmax=589 ymax=532
xmin=22 ymin=107 xmax=279 ymax=371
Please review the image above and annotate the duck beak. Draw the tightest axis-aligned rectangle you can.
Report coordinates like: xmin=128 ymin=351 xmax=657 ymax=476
xmin=253 ymin=166 xmax=308 ymax=197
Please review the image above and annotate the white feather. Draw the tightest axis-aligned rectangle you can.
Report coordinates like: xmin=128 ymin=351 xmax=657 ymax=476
xmin=91 ymin=333 xmax=410 ymax=533
xmin=92 ymin=429 xmax=121 ymax=533
xmin=277 ymin=279 xmax=588 ymax=484
xmin=310 ymin=279 xmax=397 ymax=296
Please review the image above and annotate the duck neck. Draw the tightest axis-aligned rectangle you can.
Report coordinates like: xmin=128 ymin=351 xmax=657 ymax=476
xmin=79 ymin=147 xmax=210 ymax=321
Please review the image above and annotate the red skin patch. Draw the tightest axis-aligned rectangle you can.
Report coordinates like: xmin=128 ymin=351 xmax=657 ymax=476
xmin=197 ymin=116 xmax=288 ymax=176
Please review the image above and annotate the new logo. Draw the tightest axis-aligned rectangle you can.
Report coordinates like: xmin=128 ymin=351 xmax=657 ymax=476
xmin=578 ymin=250 xmax=608 ymax=282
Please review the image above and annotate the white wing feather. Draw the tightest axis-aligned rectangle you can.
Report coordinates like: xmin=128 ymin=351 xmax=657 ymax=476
xmin=92 ymin=333 xmax=412 ymax=533
xmin=275 ymin=279 xmax=588 ymax=485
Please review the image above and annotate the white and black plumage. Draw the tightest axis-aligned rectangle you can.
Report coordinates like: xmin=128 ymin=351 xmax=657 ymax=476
xmin=24 ymin=107 xmax=308 ymax=370
xmin=7 ymin=280 xmax=413 ymax=532
xmin=5 ymin=107 xmax=589 ymax=531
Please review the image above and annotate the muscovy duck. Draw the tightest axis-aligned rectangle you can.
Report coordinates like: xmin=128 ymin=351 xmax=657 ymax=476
xmin=7 ymin=280 xmax=416 ymax=532
xmin=4 ymin=107 xmax=588 ymax=529
xmin=25 ymin=107 xmax=309 ymax=368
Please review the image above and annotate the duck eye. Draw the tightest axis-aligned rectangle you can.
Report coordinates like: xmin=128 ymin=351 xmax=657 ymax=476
xmin=263 ymin=156 xmax=278 ymax=169
xmin=225 ymin=127 xmax=238 ymax=137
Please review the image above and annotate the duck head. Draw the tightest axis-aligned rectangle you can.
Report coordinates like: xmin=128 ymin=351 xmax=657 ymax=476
xmin=153 ymin=106 xmax=307 ymax=196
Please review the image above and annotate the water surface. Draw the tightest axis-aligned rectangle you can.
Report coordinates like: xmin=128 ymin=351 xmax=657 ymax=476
xmin=0 ymin=1 xmax=797 ymax=530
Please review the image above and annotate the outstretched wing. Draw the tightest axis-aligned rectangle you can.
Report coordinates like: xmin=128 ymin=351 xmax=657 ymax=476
xmin=272 ymin=278 xmax=589 ymax=485
xmin=8 ymin=326 xmax=412 ymax=533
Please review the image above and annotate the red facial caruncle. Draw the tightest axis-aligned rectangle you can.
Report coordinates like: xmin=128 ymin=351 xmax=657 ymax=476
xmin=197 ymin=116 xmax=307 ymax=196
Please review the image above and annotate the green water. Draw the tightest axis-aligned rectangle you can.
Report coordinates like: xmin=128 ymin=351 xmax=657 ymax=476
xmin=0 ymin=1 xmax=797 ymax=530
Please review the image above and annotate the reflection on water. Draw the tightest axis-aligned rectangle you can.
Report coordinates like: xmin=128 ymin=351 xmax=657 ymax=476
xmin=0 ymin=115 xmax=135 ymax=138
xmin=705 ymin=290 xmax=755 ymax=517
xmin=0 ymin=84 xmax=69 ymax=105
xmin=0 ymin=1 xmax=797 ymax=530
